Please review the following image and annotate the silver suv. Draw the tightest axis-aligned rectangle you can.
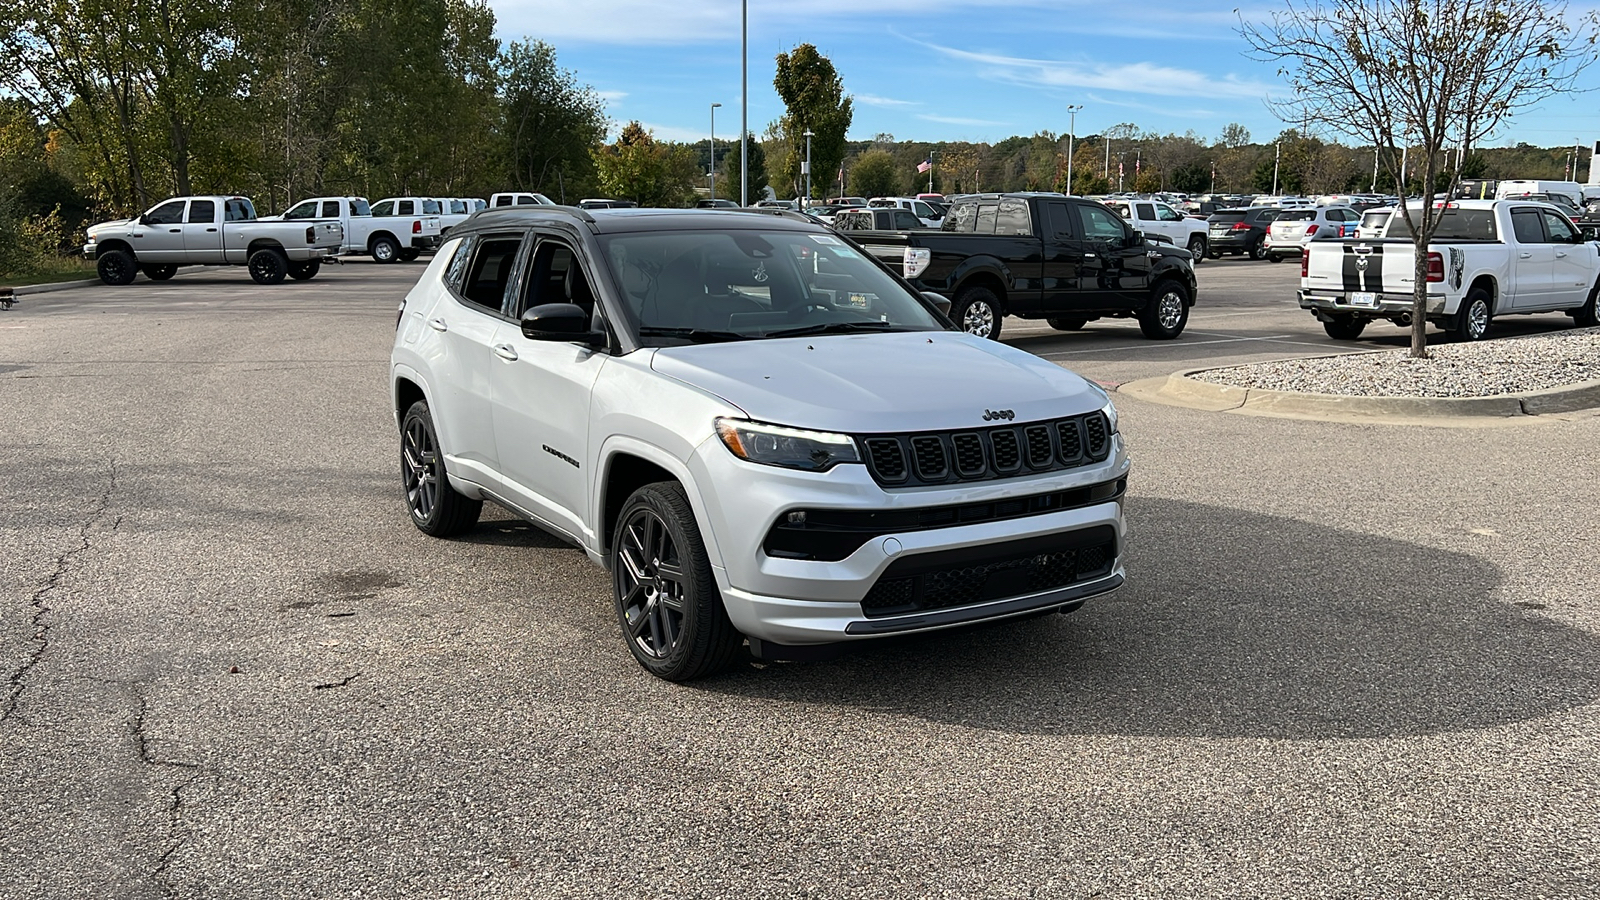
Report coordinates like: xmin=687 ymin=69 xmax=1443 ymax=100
xmin=390 ymin=207 xmax=1129 ymax=679
xmin=1264 ymin=206 xmax=1361 ymax=261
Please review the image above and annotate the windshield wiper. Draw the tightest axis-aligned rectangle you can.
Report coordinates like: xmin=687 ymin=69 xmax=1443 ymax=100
xmin=636 ymin=326 xmax=748 ymax=343
xmin=763 ymin=321 xmax=904 ymax=338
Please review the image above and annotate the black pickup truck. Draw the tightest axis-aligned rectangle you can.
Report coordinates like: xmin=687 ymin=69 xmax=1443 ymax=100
xmin=850 ymin=192 xmax=1198 ymax=340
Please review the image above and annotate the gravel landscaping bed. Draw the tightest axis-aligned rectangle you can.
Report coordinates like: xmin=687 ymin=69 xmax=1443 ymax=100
xmin=1194 ymin=327 xmax=1600 ymax=398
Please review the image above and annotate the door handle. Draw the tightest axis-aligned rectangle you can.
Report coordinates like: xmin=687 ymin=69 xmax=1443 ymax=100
xmin=1519 ymin=252 xmax=1533 ymax=259
xmin=170 ymin=228 xmax=181 ymax=233
xmin=1083 ymin=253 xmax=1097 ymax=258
xmin=493 ymin=344 xmax=518 ymax=362
xmin=206 ymin=227 xmax=217 ymax=232
xmin=427 ymin=317 xmax=448 ymax=332
xmin=1556 ymin=251 xmax=1568 ymax=258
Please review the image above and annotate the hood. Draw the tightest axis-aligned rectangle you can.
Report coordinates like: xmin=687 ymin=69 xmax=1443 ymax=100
xmin=86 ymin=217 xmax=135 ymax=236
xmin=650 ymin=331 xmax=1105 ymax=434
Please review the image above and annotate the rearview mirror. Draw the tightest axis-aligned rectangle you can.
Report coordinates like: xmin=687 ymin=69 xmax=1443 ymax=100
xmin=521 ymin=303 xmax=606 ymax=348
xmin=920 ymin=291 xmax=952 ymax=317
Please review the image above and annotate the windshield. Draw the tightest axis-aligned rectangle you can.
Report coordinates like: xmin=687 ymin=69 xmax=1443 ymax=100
xmin=598 ymin=229 xmax=943 ymax=345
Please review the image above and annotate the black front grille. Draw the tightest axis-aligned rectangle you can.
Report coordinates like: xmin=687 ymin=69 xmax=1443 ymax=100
xmin=858 ymin=412 xmax=1114 ymax=488
xmin=866 ymin=438 xmax=906 ymax=482
xmin=861 ymin=527 xmax=1118 ymax=617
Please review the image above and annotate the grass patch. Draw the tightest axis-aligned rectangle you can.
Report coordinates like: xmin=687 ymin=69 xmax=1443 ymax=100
xmin=0 ymin=259 xmax=95 ymax=289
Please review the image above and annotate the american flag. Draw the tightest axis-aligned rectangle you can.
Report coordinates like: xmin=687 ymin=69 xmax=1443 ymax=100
xmin=916 ymin=157 xmax=932 ymax=174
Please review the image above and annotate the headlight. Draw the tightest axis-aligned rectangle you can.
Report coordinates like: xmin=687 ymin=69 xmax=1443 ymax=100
xmin=714 ymin=418 xmax=861 ymax=471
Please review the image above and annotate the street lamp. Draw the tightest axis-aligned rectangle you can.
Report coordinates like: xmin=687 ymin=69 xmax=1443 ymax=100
xmin=709 ymin=102 xmax=722 ymax=200
xmin=803 ymin=129 xmax=814 ymax=209
xmin=1064 ymin=104 xmax=1082 ymax=195
xmin=740 ymin=0 xmax=748 ymax=207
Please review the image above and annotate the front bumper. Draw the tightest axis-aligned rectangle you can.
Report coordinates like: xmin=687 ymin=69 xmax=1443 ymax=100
xmin=1207 ymin=232 xmax=1259 ymax=252
xmin=82 ymin=242 xmax=97 ymax=260
xmin=689 ymin=433 xmax=1131 ymax=646
xmin=410 ymin=236 xmax=442 ymax=251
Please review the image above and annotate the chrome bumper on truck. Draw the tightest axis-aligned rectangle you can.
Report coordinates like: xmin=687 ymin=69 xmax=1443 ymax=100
xmin=1299 ymin=289 xmax=1446 ymax=317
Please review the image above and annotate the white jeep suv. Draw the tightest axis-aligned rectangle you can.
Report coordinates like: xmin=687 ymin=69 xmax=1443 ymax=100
xmin=391 ymin=207 xmax=1130 ymax=680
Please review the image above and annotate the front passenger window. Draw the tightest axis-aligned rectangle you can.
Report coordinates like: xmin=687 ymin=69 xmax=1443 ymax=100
xmin=516 ymin=240 xmax=597 ymax=321
xmin=1543 ymin=211 xmax=1579 ymax=243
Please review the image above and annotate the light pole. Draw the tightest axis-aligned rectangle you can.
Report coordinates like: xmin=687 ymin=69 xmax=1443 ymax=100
xmin=1064 ymin=104 xmax=1082 ymax=194
xmin=1272 ymin=142 xmax=1281 ymax=195
xmin=928 ymin=149 xmax=937 ymax=193
xmin=740 ymin=0 xmax=747 ymax=207
xmin=803 ymin=129 xmax=814 ymax=208
xmin=709 ymin=102 xmax=722 ymax=200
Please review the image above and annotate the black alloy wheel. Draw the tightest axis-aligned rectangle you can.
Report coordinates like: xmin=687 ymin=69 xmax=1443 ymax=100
xmin=612 ymin=482 xmax=741 ymax=681
xmin=97 ymin=250 xmax=136 ymax=285
xmin=1571 ymin=283 xmax=1600 ymax=328
xmin=400 ymin=400 xmax=481 ymax=536
xmin=248 ymin=248 xmax=288 ymax=284
xmin=288 ymin=260 xmax=321 ymax=280
xmin=397 ymin=248 xmax=421 ymax=262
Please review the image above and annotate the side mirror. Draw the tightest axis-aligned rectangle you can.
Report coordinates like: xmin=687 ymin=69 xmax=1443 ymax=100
xmin=1126 ymin=229 xmax=1145 ymax=248
xmin=138 ymin=214 xmax=151 ymax=226
xmin=921 ymin=291 xmax=952 ymax=317
xmin=520 ymin=303 xmax=606 ymax=348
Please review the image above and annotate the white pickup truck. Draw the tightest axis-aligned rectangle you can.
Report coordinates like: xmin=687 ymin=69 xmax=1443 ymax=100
xmin=367 ymin=197 xmax=445 ymax=261
xmin=274 ymin=195 xmax=439 ymax=263
xmin=1299 ymin=199 xmax=1600 ymax=341
xmin=83 ymin=195 xmax=343 ymax=285
xmin=1104 ymin=198 xmax=1210 ymax=261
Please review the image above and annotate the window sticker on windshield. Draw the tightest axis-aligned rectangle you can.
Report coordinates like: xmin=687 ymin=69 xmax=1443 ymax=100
xmin=832 ymin=246 xmax=861 ymax=259
xmin=809 ymin=234 xmax=842 ymax=245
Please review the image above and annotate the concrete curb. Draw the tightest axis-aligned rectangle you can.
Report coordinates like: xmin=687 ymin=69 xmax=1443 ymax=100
xmin=4 ymin=278 xmax=100 ymax=297
xmin=1119 ymin=369 xmax=1600 ymax=422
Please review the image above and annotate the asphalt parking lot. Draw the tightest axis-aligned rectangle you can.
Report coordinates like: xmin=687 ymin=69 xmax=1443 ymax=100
xmin=4 ymin=257 xmax=1600 ymax=897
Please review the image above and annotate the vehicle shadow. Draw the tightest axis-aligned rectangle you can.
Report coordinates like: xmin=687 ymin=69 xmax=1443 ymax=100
xmin=454 ymin=512 xmax=577 ymax=550
xmin=696 ymin=497 xmax=1600 ymax=740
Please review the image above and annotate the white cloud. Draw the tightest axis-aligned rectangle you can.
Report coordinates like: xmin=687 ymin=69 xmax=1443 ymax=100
xmin=913 ymin=39 xmax=1278 ymax=101
xmin=855 ymin=93 xmax=919 ymax=108
xmin=917 ymin=113 xmax=1009 ymax=127
xmin=597 ymin=90 xmax=630 ymax=103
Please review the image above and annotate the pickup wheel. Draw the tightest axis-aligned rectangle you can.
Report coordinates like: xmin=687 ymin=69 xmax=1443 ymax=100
xmin=400 ymin=400 xmax=482 ymax=537
xmin=96 ymin=249 xmax=137 ymax=286
xmin=370 ymin=235 xmax=400 ymax=263
xmin=1451 ymin=287 xmax=1493 ymax=342
xmin=612 ymin=482 xmax=742 ymax=681
xmin=1571 ymin=283 xmax=1600 ymax=327
xmin=1186 ymin=234 xmax=1207 ymax=262
xmin=1138 ymin=280 xmax=1191 ymax=340
xmin=1248 ymin=239 xmax=1266 ymax=261
xmin=141 ymin=264 xmax=177 ymax=281
xmin=1322 ymin=315 xmax=1367 ymax=340
xmin=951 ymin=286 xmax=1004 ymax=340
xmin=1047 ymin=317 xmax=1087 ymax=331
xmin=248 ymin=248 xmax=288 ymax=284
xmin=287 ymin=260 xmax=321 ymax=281
xmin=397 ymin=248 xmax=421 ymax=262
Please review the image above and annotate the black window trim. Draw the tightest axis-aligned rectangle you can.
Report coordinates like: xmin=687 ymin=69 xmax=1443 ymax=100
xmin=445 ymin=230 xmax=528 ymax=322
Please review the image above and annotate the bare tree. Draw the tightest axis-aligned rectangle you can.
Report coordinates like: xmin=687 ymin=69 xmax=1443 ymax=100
xmin=1240 ymin=0 xmax=1599 ymax=357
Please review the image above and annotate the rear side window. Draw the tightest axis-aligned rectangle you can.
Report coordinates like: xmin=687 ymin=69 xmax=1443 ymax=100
xmin=995 ymin=199 xmax=1032 ymax=236
xmin=1135 ymin=203 xmax=1156 ymax=220
xmin=459 ymin=236 xmax=524 ymax=312
xmin=974 ymin=203 xmax=999 ymax=234
xmin=944 ymin=203 xmax=977 ymax=232
xmin=398 ymin=200 xmax=415 ymax=216
xmin=1043 ymin=201 xmax=1076 ymax=239
xmin=321 ymin=201 xmax=340 ymax=218
xmin=225 ymin=199 xmax=254 ymax=222
xmin=1543 ymin=210 xmax=1578 ymax=242
xmin=352 ymin=198 xmax=372 ymax=216
xmin=188 ymin=200 xmax=215 ymax=224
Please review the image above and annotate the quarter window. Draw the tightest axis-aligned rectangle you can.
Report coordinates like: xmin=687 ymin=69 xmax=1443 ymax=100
xmin=397 ymin=200 xmax=415 ymax=216
xmin=442 ymin=237 xmax=474 ymax=292
xmin=321 ymin=201 xmax=341 ymax=218
xmin=995 ymin=199 xmax=1032 ymax=236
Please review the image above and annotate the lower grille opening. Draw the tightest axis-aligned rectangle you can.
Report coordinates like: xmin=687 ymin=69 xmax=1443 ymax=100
xmin=860 ymin=526 xmax=1117 ymax=618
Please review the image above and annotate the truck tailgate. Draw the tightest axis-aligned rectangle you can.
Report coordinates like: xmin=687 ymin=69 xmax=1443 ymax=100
xmin=1304 ymin=240 xmax=1416 ymax=297
xmin=311 ymin=221 xmax=343 ymax=249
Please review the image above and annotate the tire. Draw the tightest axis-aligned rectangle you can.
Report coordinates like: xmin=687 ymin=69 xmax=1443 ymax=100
xmin=1138 ymin=279 xmax=1191 ymax=340
xmin=1248 ymin=239 xmax=1266 ymax=261
xmin=1266 ymin=254 xmax=1282 ymax=263
xmin=951 ymin=285 xmax=1004 ymax=340
xmin=1571 ymin=283 xmax=1599 ymax=328
xmin=1322 ymin=315 xmax=1367 ymax=340
xmin=1047 ymin=317 xmax=1087 ymax=331
xmin=1450 ymin=287 xmax=1493 ymax=342
xmin=1186 ymin=234 xmax=1207 ymax=262
xmin=612 ymin=482 xmax=742 ymax=681
xmin=1206 ymin=250 xmax=1221 ymax=260
xmin=287 ymin=260 xmax=321 ymax=281
xmin=141 ymin=264 xmax=177 ymax=281
xmin=397 ymin=248 xmax=421 ymax=262
xmin=370 ymin=235 xmax=400 ymax=263
xmin=96 ymin=250 xmax=137 ymax=286
xmin=247 ymin=248 xmax=288 ymax=285
xmin=400 ymin=400 xmax=482 ymax=537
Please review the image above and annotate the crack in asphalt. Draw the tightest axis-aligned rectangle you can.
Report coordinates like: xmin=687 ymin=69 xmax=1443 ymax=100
xmin=132 ymin=684 xmax=209 ymax=899
xmin=313 ymin=672 xmax=362 ymax=690
xmin=2 ymin=460 xmax=117 ymax=724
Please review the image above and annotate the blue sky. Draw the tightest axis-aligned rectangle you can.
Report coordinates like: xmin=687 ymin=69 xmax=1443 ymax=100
xmin=489 ymin=0 xmax=1600 ymax=149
